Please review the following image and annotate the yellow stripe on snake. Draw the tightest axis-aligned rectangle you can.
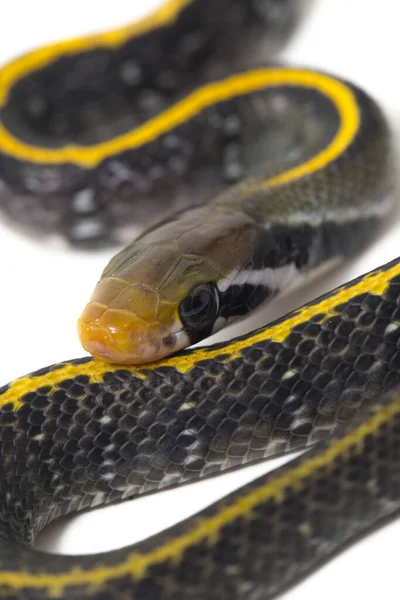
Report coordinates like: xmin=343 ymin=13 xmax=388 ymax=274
xmin=0 ymin=1 xmax=399 ymax=599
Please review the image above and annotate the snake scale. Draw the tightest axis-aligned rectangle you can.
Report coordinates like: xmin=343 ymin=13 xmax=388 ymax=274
xmin=0 ymin=0 xmax=399 ymax=598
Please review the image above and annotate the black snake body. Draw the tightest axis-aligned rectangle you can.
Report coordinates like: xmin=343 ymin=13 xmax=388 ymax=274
xmin=0 ymin=1 xmax=399 ymax=599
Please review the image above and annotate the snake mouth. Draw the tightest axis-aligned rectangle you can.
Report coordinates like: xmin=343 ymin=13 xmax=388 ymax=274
xmin=77 ymin=303 xmax=172 ymax=365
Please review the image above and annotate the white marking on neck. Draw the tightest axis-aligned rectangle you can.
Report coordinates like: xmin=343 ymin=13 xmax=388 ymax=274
xmin=280 ymin=193 xmax=394 ymax=227
xmin=218 ymin=263 xmax=298 ymax=294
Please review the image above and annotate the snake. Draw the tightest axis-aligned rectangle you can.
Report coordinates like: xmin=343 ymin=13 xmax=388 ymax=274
xmin=0 ymin=0 xmax=399 ymax=598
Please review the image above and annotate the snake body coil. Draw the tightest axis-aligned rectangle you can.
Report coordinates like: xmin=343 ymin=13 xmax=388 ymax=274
xmin=0 ymin=1 xmax=399 ymax=599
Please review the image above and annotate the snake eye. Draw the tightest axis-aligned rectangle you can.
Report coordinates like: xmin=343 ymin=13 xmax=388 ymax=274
xmin=179 ymin=283 xmax=220 ymax=333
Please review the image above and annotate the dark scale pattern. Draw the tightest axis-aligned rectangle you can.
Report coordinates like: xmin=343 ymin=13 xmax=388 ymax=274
xmin=1 ymin=263 xmax=400 ymax=598
xmin=2 ymin=0 xmax=300 ymax=146
xmin=0 ymin=0 xmax=302 ymax=246
xmin=1 ymin=368 xmax=400 ymax=599
xmin=125 ymin=392 xmax=400 ymax=600
xmin=0 ymin=74 xmax=345 ymax=248
xmin=0 ymin=0 xmax=398 ymax=596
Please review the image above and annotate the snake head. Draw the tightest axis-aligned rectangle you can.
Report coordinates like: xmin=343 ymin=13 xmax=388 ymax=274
xmin=77 ymin=206 xmax=267 ymax=365
xmin=77 ymin=252 xmax=222 ymax=365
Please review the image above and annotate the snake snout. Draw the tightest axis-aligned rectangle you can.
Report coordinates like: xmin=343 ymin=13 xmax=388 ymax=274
xmin=77 ymin=302 xmax=172 ymax=365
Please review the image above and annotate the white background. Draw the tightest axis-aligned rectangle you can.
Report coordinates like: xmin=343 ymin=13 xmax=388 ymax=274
xmin=0 ymin=1 xmax=400 ymax=598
